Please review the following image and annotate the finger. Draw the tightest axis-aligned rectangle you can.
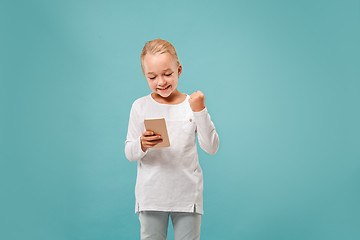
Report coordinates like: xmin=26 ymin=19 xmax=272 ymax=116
xmin=144 ymin=130 xmax=155 ymax=136
xmin=151 ymin=139 xmax=163 ymax=145
xmin=145 ymin=135 xmax=162 ymax=141
xmin=144 ymin=139 xmax=163 ymax=147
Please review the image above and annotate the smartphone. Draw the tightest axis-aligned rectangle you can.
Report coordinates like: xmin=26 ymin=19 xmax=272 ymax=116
xmin=144 ymin=118 xmax=170 ymax=148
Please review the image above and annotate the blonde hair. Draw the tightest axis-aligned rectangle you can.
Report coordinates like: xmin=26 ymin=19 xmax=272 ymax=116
xmin=140 ymin=39 xmax=180 ymax=75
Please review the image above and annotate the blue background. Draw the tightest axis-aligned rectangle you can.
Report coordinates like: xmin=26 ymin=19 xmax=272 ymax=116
xmin=1 ymin=0 xmax=359 ymax=239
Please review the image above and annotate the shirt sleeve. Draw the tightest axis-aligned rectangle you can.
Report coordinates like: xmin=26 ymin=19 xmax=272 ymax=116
xmin=193 ymin=107 xmax=219 ymax=155
xmin=124 ymin=102 xmax=148 ymax=162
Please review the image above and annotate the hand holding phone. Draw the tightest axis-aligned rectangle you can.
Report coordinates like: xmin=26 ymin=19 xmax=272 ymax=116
xmin=141 ymin=118 xmax=170 ymax=152
xmin=140 ymin=130 xmax=163 ymax=152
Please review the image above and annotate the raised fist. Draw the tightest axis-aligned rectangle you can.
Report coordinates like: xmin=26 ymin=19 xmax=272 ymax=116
xmin=188 ymin=90 xmax=206 ymax=112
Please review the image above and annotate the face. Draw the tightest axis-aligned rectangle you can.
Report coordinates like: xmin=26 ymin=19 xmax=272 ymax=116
xmin=142 ymin=53 xmax=182 ymax=98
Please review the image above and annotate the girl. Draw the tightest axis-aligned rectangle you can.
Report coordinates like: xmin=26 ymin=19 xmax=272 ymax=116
xmin=125 ymin=39 xmax=219 ymax=240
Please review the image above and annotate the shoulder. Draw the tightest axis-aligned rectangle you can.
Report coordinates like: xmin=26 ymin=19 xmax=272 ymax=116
xmin=181 ymin=92 xmax=190 ymax=102
xmin=131 ymin=94 xmax=151 ymax=108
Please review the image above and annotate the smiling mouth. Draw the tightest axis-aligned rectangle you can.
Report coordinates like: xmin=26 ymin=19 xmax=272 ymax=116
xmin=158 ymin=85 xmax=170 ymax=91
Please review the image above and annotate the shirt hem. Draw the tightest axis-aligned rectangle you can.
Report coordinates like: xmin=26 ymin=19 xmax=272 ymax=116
xmin=135 ymin=202 xmax=204 ymax=215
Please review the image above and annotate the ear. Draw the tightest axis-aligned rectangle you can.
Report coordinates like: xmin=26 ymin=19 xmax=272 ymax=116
xmin=177 ymin=64 xmax=182 ymax=77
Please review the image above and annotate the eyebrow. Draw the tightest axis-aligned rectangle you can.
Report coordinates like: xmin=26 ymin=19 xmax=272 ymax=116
xmin=147 ymin=68 xmax=172 ymax=74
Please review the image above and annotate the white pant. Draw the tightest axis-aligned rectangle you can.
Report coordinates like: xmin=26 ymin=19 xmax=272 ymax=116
xmin=138 ymin=211 xmax=201 ymax=240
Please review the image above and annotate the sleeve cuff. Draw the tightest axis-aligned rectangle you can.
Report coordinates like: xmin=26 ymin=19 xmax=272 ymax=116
xmin=192 ymin=107 xmax=208 ymax=116
xmin=137 ymin=136 xmax=148 ymax=158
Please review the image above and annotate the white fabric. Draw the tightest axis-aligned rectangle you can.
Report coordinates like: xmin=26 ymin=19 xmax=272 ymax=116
xmin=125 ymin=93 xmax=219 ymax=214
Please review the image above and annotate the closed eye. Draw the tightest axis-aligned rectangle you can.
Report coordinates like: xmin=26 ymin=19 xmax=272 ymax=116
xmin=149 ymin=73 xmax=172 ymax=79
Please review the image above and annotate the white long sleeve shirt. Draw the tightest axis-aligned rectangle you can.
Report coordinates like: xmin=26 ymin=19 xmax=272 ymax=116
xmin=125 ymin=93 xmax=219 ymax=214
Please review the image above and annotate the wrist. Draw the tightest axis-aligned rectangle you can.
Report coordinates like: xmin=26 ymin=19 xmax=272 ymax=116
xmin=192 ymin=106 xmax=206 ymax=112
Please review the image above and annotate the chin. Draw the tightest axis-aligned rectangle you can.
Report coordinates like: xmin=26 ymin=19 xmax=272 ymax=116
xmin=154 ymin=89 xmax=173 ymax=98
xmin=158 ymin=92 xmax=171 ymax=98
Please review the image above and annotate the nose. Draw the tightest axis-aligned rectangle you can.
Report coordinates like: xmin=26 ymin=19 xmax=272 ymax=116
xmin=157 ymin=76 xmax=167 ymax=86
